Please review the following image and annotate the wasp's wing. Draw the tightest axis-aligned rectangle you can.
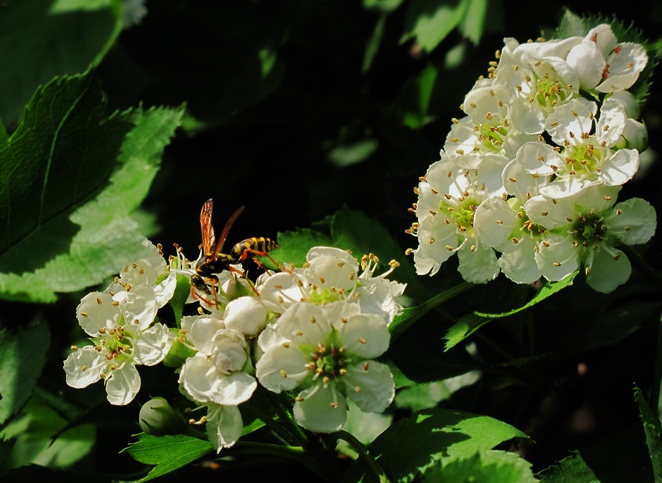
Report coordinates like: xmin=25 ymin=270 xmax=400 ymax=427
xmin=200 ymin=198 xmax=215 ymax=255
xmin=211 ymin=205 xmax=245 ymax=259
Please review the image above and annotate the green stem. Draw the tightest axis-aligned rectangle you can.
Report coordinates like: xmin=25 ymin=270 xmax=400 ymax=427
xmin=332 ymin=430 xmax=391 ymax=483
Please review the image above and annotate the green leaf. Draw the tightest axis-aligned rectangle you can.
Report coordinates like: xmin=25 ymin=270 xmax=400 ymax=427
xmin=634 ymin=385 xmax=662 ymax=480
xmin=401 ymin=0 xmax=468 ymax=53
xmin=362 ymin=14 xmax=387 ymax=74
xmin=342 ymin=408 xmax=531 ymax=482
xmin=457 ymin=0 xmax=487 ymax=45
xmin=1 ymin=391 xmax=95 ymax=470
xmin=120 ymin=433 xmax=213 ymax=483
xmin=272 ymin=228 xmax=334 ymax=268
xmin=390 ymin=63 xmax=438 ymax=129
xmin=0 ymin=0 xmax=122 ymax=127
xmin=0 ymin=72 xmax=184 ymax=303
xmin=0 ymin=322 xmax=50 ymax=425
xmin=422 ymin=450 xmax=538 ymax=482
xmin=536 ymin=423 xmax=652 ymax=482
xmin=394 ymin=371 xmax=481 ymax=412
xmin=443 ymin=272 xmax=577 ymax=350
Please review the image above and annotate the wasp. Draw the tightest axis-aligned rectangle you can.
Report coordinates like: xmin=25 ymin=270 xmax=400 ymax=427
xmin=191 ymin=198 xmax=279 ymax=305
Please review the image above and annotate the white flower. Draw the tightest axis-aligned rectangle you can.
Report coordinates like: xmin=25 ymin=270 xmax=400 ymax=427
xmin=255 ymin=303 xmax=394 ymax=433
xmin=524 ymin=185 xmax=657 ymax=292
xmin=257 ymin=247 xmax=404 ymax=324
xmin=495 ymin=37 xmax=581 ymax=134
xmin=410 ymin=153 xmax=506 ymax=282
xmin=444 ymin=80 xmax=537 ymax=159
xmin=178 ymin=315 xmax=257 ymax=406
xmin=106 ymin=239 xmax=178 ymax=308
xmin=64 ymin=284 xmax=174 ymax=405
xmin=516 ymin=97 xmax=640 ymax=198
xmin=566 ymin=24 xmax=648 ymax=93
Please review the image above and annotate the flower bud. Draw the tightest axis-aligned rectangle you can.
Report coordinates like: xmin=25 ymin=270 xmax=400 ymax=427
xmin=223 ymin=296 xmax=268 ymax=336
xmin=138 ymin=397 xmax=187 ymax=435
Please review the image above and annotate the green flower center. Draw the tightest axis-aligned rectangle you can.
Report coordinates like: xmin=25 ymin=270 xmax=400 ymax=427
xmin=96 ymin=326 xmax=134 ymax=362
xmin=477 ymin=121 xmax=510 ymax=152
xmin=308 ymin=287 xmax=348 ymax=305
xmin=569 ymin=211 xmax=607 ymax=248
xmin=301 ymin=328 xmax=349 ymax=383
xmin=563 ymin=143 xmax=603 ymax=177
xmin=441 ymin=197 xmax=480 ymax=235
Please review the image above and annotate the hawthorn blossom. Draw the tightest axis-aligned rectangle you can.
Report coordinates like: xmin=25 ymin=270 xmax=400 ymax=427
xmin=495 ymin=36 xmax=581 ymax=134
xmin=524 ymin=185 xmax=657 ymax=292
xmin=255 ymin=303 xmax=394 ymax=433
xmin=64 ymin=284 xmax=174 ymax=405
xmin=409 ymin=153 xmax=507 ymax=282
xmin=525 ymin=96 xmax=640 ymax=197
xmin=444 ymin=79 xmax=537 ymax=159
xmin=257 ymin=247 xmax=405 ymax=324
xmin=566 ymin=24 xmax=648 ymax=93
xmin=107 ymin=239 xmax=177 ymax=307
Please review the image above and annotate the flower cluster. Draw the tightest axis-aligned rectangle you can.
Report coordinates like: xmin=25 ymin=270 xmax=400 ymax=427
xmin=64 ymin=243 xmax=404 ymax=451
xmin=408 ymin=24 xmax=657 ymax=293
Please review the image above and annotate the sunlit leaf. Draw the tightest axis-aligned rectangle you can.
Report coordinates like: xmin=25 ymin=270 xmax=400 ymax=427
xmin=0 ymin=72 xmax=184 ymax=303
xmin=342 ymin=407 xmax=532 ymax=482
xmin=121 ymin=433 xmax=213 ymax=483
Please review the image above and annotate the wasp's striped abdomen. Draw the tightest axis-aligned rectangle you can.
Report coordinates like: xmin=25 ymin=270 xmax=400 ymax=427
xmin=231 ymin=237 xmax=279 ymax=262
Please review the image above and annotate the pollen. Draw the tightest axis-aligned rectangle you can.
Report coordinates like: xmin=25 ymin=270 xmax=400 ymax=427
xmin=280 ymin=369 xmax=288 ymax=378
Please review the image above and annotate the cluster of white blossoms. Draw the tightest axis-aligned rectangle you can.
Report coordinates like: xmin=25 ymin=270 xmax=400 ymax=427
xmin=65 ymin=243 xmax=404 ymax=451
xmin=408 ymin=23 xmax=657 ymax=293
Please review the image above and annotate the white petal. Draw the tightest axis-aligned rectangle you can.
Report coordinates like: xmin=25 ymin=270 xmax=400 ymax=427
xmin=585 ymin=248 xmax=631 ymax=293
xmin=606 ymin=198 xmax=657 ymax=245
xmin=179 ymin=355 xmax=257 ymax=405
xmin=457 ymin=241 xmax=500 ymax=283
xmin=566 ymin=40 xmax=606 ymax=90
xmin=600 ymin=149 xmax=639 ymax=186
xmin=293 ymin=382 xmax=348 ymax=433
xmin=597 ymin=42 xmax=648 ymax=92
xmin=514 ymin=141 xmax=560 ymax=177
xmin=474 ymin=197 xmax=518 ymax=248
xmin=154 ymin=272 xmax=177 ymax=308
xmin=122 ymin=284 xmax=159 ymax=331
xmin=206 ymin=404 xmax=243 ymax=452
xmin=343 ymin=361 xmax=395 ymax=413
xmin=498 ymin=237 xmax=541 ymax=284
xmin=413 ymin=214 xmax=458 ymax=276
xmin=255 ymin=344 xmax=310 ymax=393
xmin=134 ymin=323 xmax=175 ymax=366
xmin=597 ymin=97 xmax=627 ymax=147
xmin=535 ymin=234 xmax=580 ymax=282
xmin=64 ymin=347 xmax=106 ymax=388
xmin=336 ymin=313 xmax=390 ymax=359
xmin=76 ymin=292 xmax=119 ymax=335
xmin=106 ymin=363 xmax=141 ymax=406
xmin=545 ymin=98 xmax=597 ymax=146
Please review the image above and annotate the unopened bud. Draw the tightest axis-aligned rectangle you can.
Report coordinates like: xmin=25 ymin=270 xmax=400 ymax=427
xmin=138 ymin=397 xmax=187 ymax=435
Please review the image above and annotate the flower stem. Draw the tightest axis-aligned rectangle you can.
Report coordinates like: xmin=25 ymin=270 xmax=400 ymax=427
xmin=331 ymin=430 xmax=391 ymax=483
